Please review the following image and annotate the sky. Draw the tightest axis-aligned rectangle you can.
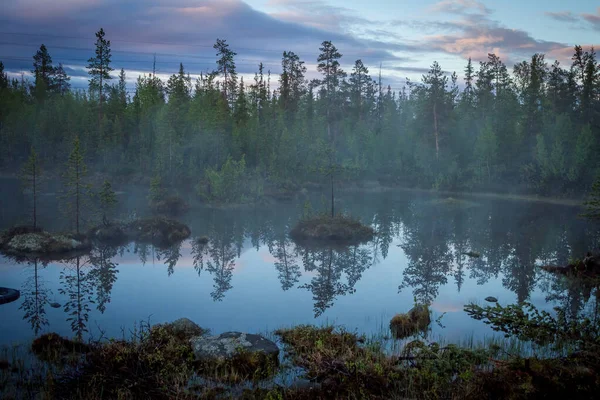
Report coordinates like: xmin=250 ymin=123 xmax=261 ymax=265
xmin=0 ymin=0 xmax=598 ymax=93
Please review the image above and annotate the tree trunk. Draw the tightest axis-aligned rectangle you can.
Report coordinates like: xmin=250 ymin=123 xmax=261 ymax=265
xmin=33 ymin=163 xmax=36 ymax=229
xmin=76 ymin=163 xmax=80 ymax=235
xmin=433 ymin=102 xmax=439 ymax=160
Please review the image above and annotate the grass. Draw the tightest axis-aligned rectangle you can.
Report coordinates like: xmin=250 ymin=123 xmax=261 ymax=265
xmin=290 ymin=214 xmax=375 ymax=246
xmin=1 ymin=312 xmax=599 ymax=399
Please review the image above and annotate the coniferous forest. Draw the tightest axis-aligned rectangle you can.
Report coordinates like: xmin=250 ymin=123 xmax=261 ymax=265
xmin=0 ymin=28 xmax=599 ymax=201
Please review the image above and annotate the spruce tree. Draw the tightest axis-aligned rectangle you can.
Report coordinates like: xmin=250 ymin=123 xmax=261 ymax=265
xmin=63 ymin=137 xmax=92 ymax=235
xmin=213 ymin=39 xmax=237 ymax=107
xmin=87 ymin=28 xmax=113 ymax=125
xmin=54 ymin=63 xmax=71 ymax=95
xmin=98 ymin=180 xmax=117 ymax=225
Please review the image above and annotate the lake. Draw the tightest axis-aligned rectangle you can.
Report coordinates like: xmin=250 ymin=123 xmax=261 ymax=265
xmin=1 ymin=183 xmax=599 ymax=348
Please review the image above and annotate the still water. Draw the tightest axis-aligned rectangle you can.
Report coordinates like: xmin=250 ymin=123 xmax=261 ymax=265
xmin=1 ymin=185 xmax=599 ymax=347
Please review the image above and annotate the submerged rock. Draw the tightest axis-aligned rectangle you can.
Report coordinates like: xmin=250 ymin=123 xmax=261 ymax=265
xmin=485 ymin=296 xmax=498 ymax=303
xmin=0 ymin=287 xmax=20 ymax=305
xmin=463 ymin=251 xmax=481 ymax=258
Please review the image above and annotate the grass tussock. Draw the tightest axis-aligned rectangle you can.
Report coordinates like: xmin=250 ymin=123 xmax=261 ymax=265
xmin=290 ymin=214 xmax=375 ymax=246
xmin=390 ymin=305 xmax=431 ymax=339
xmin=51 ymin=323 xmax=199 ymax=400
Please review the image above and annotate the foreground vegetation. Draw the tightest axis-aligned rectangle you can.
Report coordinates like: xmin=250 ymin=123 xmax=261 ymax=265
xmin=1 ymin=298 xmax=599 ymax=399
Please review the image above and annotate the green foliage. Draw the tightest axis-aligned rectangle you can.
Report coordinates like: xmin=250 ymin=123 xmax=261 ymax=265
xmin=20 ymin=147 xmax=40 ymax=228
xmin=148 ymin=175 xmax=166 ymax=204
xmin=199 ymin=155 xmax=256 ymax=204
xmin=61 ymin=137 xmax=93 ymax=234
xmin=0 ymin=40 xmax=599 ymax=198
xmin=464 ymin=301 xmax=600 ymax=352
xmin=582 ymin=175 xmax=600 ymax=220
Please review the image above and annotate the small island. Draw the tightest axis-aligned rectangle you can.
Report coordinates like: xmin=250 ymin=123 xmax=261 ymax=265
xmin=290 ymin=214 xmax=375 ymax=246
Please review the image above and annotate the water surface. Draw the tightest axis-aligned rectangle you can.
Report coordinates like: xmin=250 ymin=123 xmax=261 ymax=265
xmin=1 ymin=186 xmax=598 ymax=347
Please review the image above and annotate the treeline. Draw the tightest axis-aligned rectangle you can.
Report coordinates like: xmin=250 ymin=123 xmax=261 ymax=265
xmin=0 ymin=28 xmax=599 ymax=197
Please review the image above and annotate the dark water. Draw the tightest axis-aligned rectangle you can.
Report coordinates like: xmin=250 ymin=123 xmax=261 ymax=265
xmin=1 ymin=182 xmax=599 ymax=347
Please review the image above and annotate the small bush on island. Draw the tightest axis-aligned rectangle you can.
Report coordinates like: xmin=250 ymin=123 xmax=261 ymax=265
xmin=148 ymin=176 xmax=189 ymax=216
xmin=290 ymin=214 xmax=375 ymax=246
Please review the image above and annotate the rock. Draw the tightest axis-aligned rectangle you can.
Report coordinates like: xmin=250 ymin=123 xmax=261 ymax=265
xmin=196 ymin=236 xmax=209 ymax=245
xmin=462 ymin=251 xmax=481 ymax=258
xmin=167 ymin=318 xmax=207 ymax=340
xmin=0 ymin=228 xmax=91 ymax=258
xmin=485 ymin=296 xmax=498 ymax=303
xmin=49 ymin=302 xmax=61 ymax=308
xmin=0 ymin=287 xmax=20 ymax=305
xmin=190 ymin=332 xmax=279 ymax=380
xmin=190 ymin=332 xmax=279 ymax=362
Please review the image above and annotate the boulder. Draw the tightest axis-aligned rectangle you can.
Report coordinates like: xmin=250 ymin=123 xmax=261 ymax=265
xmin=190 ymin=332 xmax=279 ymax=362
xmin=167 ymin=318 xmax=207 ymax=340
xmin=190 ymin=332 xmax=279 ymax=380
xmin=485 ymin=296 xmax=498 ymax=303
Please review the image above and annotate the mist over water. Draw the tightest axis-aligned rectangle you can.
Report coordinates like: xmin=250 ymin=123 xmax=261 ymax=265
xmin=1 ymin=183 xmax=597 ymax=346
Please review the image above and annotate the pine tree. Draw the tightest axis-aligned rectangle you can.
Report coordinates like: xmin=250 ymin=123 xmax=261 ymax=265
xmin=0 ymin=61 xmax=8 ymax=89
xmin=54 ymin=63 xmax=71 ymax=95
xmin=63 ymin=137 xmax=92 ymax=235
xmin=213 ymin=39 xmax=237 ymax=107
xmin=98 ymin=180 xmax=117 ymax=225
xmin=583 ymin=175 xmax=600 ymax=220
xmin=87 ymin=28 xmax=113 ymax=125
xmin=32 ymin=44 xmax=55 ymax=98
xmin=20 ymin=147 xmax=41 ymax=228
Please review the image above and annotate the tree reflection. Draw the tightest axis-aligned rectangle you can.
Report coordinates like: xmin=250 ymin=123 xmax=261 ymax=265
xmin=156 ymin=242 xmax=182 ymax=276
xmin=59 ymin=256 xmax=95 ymax=339
xmin=88 ymin=245 xmax=120 ymax=313
xmin=398 ymin=205 xmax=453 ymax=305
xmin=19 ymin=258 xmax=50 ymax=335
xmin=298 ymin=244 xmax=373 ymax=317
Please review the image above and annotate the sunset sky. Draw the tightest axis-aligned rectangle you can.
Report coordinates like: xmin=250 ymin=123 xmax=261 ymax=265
xmin=1 ymin=0 xmax=598 ymax=91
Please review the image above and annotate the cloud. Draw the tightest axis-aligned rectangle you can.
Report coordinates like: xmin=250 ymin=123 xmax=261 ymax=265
xmin=0 ymin=0 xmax=409 ymax=84
xmin=544 ymin=11 xmax=579 ymax=23
xmin=429 ymin=0 xmax=491 ymax=16
xmin=581 ymin=7 xmax=600 ymax=31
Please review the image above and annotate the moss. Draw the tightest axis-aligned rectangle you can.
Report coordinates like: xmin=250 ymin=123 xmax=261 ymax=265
xmin=0 ymin=227 xmax=91 ymax=258
xmin=31 ymin=333 xmax=91 ymax=364
xmin=290 ymin=214 xmax=375 ymax=246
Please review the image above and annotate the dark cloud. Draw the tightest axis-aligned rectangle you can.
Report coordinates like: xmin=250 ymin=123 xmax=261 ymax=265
xmin=544 ymin=11 xmax=579 ymax=23
xmin=0 ymin=0 xmax=408 ymax=84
